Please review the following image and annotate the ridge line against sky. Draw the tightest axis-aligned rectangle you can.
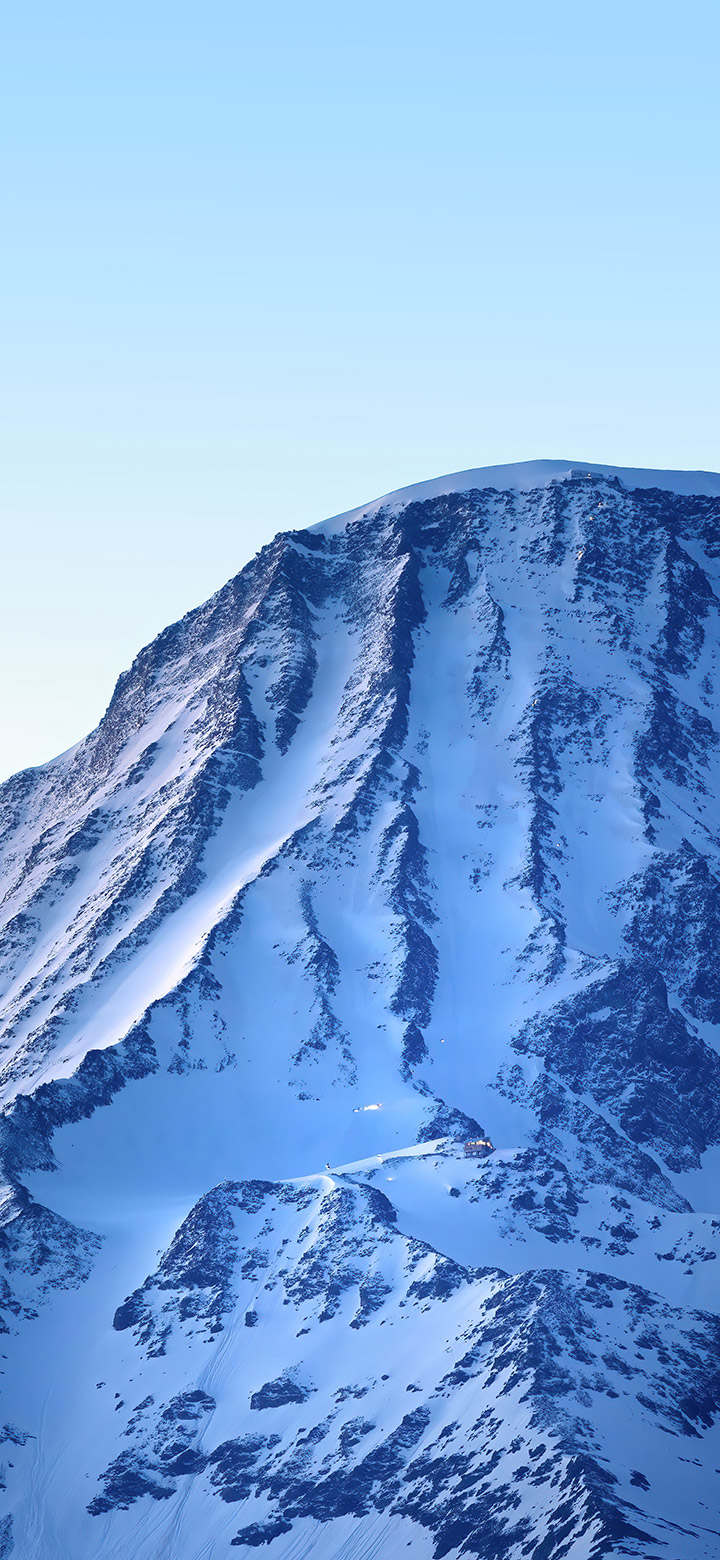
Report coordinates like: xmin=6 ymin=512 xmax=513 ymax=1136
xmin=5 ymin=456 xmax=720 ymax=787
xmin=318 ymin=460 xmax=720 ymax=533
xmin=1 ymin=0 xmax=718 ymax=779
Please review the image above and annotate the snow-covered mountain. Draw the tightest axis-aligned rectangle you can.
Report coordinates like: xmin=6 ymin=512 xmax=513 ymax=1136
xmin=2 ymin=459 xmax=720 ymax=1558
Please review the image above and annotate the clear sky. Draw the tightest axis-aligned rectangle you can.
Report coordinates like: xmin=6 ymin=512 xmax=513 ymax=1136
xmin=2 ymin=0 xmax=719 ymax=779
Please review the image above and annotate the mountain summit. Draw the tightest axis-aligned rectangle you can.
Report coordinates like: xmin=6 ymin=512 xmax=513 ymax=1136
xmin=1 ymin=462 xmax=720 ymax=1558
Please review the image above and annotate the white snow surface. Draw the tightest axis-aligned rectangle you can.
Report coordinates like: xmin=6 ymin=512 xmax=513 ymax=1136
xmin=0 ymin=464 xmax=720 ymax=1557
xmin=317 ymin=458 xmax=720 ymax=537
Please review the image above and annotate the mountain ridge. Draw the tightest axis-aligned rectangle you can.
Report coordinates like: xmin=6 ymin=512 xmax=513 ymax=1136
xmin=1 ymin=463 xmax=720 ymax=1556
xmin=318 ymin=459 xmax=720 ymax=538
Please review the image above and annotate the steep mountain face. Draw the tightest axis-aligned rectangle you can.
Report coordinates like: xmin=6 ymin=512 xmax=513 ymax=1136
xmin=1 ymin=461 xmax=720 ymax=1557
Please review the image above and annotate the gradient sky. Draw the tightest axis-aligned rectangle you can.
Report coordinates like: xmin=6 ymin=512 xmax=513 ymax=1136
xmin=2 ymin=0 xmax=719 ymax=779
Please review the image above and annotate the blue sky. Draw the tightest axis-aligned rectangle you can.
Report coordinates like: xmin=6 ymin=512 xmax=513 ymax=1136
xmin=2 ymin=0 xmax=719 ymax=777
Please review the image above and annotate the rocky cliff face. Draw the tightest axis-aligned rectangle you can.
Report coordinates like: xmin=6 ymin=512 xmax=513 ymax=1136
xmin=1 ymin=462 xmax=720 ymax=1557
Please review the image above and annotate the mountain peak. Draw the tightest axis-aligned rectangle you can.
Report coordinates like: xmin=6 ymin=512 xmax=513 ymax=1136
xmin=1 ymin=468 xmax=720 ymax=1556
xmin=316 ymin=457 xmax=720 ymax=538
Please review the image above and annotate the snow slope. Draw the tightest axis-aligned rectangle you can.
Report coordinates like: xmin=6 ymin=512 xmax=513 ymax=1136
xmin=1 ymin=462 xmax=720 ymax=1557
xmin=319 ymin=459 xmax=720 ymax=537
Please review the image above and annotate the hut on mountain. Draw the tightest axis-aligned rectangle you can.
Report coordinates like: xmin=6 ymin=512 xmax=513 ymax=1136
xmin=463 ymin=1137 xmax=493 ymax=1159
